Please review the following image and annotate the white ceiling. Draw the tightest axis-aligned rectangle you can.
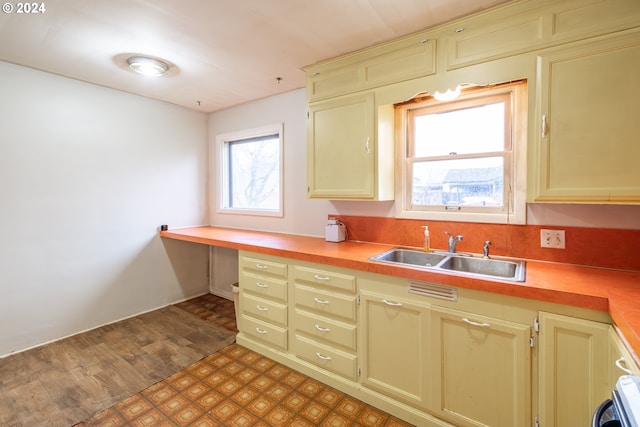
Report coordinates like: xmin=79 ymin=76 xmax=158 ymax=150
xmin=0 ymin=0 xmax=511 ymax=113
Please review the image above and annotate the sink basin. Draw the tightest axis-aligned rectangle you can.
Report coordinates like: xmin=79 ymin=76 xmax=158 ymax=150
xmin=439 ymin=256 xmax=525 ymax=281
xmin=369 ymin=247 xmax=526 ymax=282
xmin=369 ymin=248 xmax=447 ymax=268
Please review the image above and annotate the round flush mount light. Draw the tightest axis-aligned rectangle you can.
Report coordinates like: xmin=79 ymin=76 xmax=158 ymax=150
xmin=126 ymin=56 xmax=169 ymax=77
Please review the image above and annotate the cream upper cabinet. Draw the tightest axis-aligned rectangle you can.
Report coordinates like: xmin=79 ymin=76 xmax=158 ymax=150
xmin=307 ymin=92 xmax=393 ymax=200
xmin=538 ymin=312 xmax=611 ymax=427
xmin=359 ymin=289 xmax=430 ymax=409
xmin=305 ymin=33 xmax=436 ymax=102
xmin=429 ymin=305 xmax=532 ymax=427
xmin=533 ymin=29 xmax=640 ymax=203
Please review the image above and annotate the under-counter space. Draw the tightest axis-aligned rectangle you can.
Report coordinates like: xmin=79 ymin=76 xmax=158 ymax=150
xmin=159 ymin=226 xmax=640 ymax=358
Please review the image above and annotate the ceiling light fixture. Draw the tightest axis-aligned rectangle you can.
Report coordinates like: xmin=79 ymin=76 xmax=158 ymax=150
xmin=433 ymin=85 xmax=461 ymax=102
xmin=126 ymin=56 xmax=169 ymax=77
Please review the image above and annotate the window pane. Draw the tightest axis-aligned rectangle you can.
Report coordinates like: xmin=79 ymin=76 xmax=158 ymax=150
xmin=412 ymin=157 xmax=504 ymax=207
xmin=228 ymin=135 xmax=279 ymax=210
xmin=414 ymin=102 xmax=505 ymax=157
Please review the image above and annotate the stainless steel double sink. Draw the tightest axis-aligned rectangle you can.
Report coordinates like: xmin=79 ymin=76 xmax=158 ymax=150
xmin=369 ymin=247 xmax=526 ymax=282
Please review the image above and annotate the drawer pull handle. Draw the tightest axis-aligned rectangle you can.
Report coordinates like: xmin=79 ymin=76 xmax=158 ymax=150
xmin=316 ymin=352 xmax=332 ymax=361
xmin=255 ymin=328 xmax=268 ymax=334
xmin=382 ymin=299 xmax=402 ymax=307
xmin=314 ymin=274 xmax=330 ymax=281
xmin=615 ymin=357 xmax=633 ymax=375
xmin=256 ymin=282 xmax=268 ymax=288
xmin=314 ymin=297 xmax=330 ymax=305
xmin=255 ymin=264 xmax=268 ymax=270
xmin=315 ymin=324 xmax=331 ymax=332
xmin=462 ymin=317 xmax=491 ymax=328
xmin=256 ymin=305 xmax=268 ymax=311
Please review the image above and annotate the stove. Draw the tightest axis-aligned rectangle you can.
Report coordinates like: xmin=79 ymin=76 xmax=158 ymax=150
xmin=593 ymin=375 xmax=640 ymax=427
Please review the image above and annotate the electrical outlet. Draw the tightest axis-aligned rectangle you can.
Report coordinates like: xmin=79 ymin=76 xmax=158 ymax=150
xmin=540 ymin=229 xmax=565 ymax=249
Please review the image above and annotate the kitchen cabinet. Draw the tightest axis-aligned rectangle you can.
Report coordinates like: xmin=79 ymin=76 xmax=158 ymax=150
xmin=306 ymin=92 xmax=393 ymax=200
xmin=235 ymin=250 xmax=635 ymax=427
xmin=239 ymin=254 xmax=289 ymax=351
xmin=429 ymin=305 xmax=532 ymax=427
xmin=359 ymin=289 xmax=430 ymax=409
xmin=538 ymin=312 xmax=610 ymax=427
xmin=292 ymin=264 xmax=358 ymax=381
xmin=609 ymin=326 xmax=640 ymax=381
xmin=533 ymin=29 xmax=640 ymax=203
xmin=446 ymin=0 xmax=640 ymax=70
xmin=305 ymin=32 xmax=436 ymax=102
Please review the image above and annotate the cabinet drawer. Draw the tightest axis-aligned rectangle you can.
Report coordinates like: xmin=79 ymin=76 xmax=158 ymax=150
xmin=295 ymin=284 xmax=357 ymax=322
xmin=243 ymin=293 xmax=287 ymax=326
xmin=241 ymin=256 xmax=287 ymax=278
xmin=294 ymin=309 xmax=356 ymax=351
xmin=242 ymin=315 xmax=287 ymax=350
xmin=240 ymin=271 xmax=287 ymax=301
xmin=294 ymin=334 xmax=357 ymax=381
xmin=294 ymin=266 xmax=356 ymax=292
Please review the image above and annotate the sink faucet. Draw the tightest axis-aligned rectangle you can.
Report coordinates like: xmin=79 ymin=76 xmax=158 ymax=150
xmin=445 ymin=232 xmax=463 ymax=253
xmin=483 ymin=241 xmax=491 ymax=259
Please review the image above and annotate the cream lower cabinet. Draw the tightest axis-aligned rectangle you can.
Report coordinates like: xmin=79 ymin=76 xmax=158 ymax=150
xmin=292 ymin=264 xmax=358 ymax=381
xmin=238 ymin=254 xmax=288 ymax=351
xmin=538 ymin=312 xmax=611 ymax=427
xmin=359 ymin=289 xmax=430 ymax=409
xmin=429 ymin=306 xmax=533 ymax=427
xmin=236 ymin=252 xmax=640 ymax=427
xmin=609 ymin=326 xmax=640 ymax=381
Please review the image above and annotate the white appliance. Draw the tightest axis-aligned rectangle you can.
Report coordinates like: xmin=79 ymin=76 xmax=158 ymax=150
xmin=593 ymin=375 xmax=640 ymax=427
xmin=325 ymin=219 xmax=347 ymax=242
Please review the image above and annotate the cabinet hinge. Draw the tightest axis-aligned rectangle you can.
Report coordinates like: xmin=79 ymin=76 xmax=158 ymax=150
xmin=358 ymin=367 xmax=361 ymax=377
xmin=357 ymin=295 xmax=360 ymax=305
xmin=534 ymin=317 xmax=539 ymax=332
xmin=534 ymin=416 xmax=539 ymax=427
xmin=530 ymin=335 xmax=535 ymax=348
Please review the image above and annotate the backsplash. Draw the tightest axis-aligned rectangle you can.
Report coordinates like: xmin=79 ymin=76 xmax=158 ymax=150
xmin=333 ymin=215 xmax=640 ymax=272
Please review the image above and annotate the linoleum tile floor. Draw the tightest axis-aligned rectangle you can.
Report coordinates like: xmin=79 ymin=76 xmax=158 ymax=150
xmin=76 ymin=294 xmax=415 ymax=427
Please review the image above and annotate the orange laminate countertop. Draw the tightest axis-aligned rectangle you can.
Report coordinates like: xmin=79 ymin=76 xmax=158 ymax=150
xmin=160 ymin=226 xmax=640 ymax=356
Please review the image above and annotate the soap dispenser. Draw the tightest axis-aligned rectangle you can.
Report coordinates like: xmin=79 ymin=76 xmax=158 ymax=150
xmin=422 ymin=226 xmax=431 ymax=252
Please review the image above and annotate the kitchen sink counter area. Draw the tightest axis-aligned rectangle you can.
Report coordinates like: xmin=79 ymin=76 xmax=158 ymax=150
xmin=160 ymin=226 xmax=640 ymax=357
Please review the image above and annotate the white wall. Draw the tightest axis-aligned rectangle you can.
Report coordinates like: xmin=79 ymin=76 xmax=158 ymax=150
xmin=0 ymin=61 xmax=210 ymax=356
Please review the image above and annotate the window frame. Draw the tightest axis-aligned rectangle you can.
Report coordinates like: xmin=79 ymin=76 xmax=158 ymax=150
xmin=394 ymin=81 xmax=527 ymax=224
xmin=216 ymin=123 xmax=284 ymax=217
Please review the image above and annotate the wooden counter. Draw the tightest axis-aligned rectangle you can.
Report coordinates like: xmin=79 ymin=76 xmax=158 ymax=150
xmin=160 ymin=226 xmax=640 ymax=358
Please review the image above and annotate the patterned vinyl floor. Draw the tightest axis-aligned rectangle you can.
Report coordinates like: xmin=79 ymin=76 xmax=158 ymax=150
xmin=78 ymin=294 xmax=415 ymax=427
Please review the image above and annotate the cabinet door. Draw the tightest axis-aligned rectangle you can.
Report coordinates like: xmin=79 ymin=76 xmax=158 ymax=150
xmin=307 ymin=92 xmax=376 ymax=199
xmin=608 ymin=326 xmax=640 ymax=386
xmin=359 ymin=290 xmax=430 ymax=409
xmin=538 ymin=312 xmax=610 ymax=427
xmin=535 ymin=30 xmax=640 ymax=202
xmin=429 ymin=306 xmax=532 ymax=427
